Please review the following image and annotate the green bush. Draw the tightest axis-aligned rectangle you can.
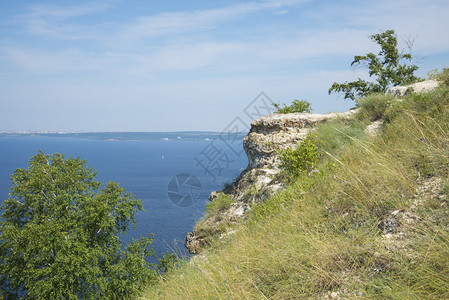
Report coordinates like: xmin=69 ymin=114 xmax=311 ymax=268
xmin=384 ymin=85 xmax=449 ymax=124
xmin=383 ymin=100 xmax=404 ymax=124
xmin=279 ymin=135 xmax=319 ymax=178
xmin=428 ymin=67 xmax=449 ymax=86
xmin=205 ymin=193 xmax=233 ymax=215
xmin=273 ymin=99 xmax=312 ymax=114
xmin=356 ymin=93 xmax=394 ymax=121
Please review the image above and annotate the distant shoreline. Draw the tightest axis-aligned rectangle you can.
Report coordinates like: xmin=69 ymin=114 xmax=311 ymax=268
xmin=0 ymin=131 xmax=248 ymax=142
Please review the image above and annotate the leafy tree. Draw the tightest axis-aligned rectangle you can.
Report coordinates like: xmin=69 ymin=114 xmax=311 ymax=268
xmin=0 ymin=151 xmax=164 ymax=299
xmin=329 ymin=30 xmax=421 ymax=101
xmin=273 ymin=99 xmax=312 ymax=114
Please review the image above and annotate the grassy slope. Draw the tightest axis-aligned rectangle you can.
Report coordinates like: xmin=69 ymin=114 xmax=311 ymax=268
xmin=143 ymin=84 xmax=449 ymax=299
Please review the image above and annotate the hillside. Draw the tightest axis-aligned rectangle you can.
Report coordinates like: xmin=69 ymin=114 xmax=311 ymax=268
xmin=144 ymin=74 xmax=449 ymax=299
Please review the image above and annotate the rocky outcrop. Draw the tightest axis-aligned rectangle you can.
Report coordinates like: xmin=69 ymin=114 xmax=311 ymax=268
xmin=185 ymin=110 xmax=356 ymax=254
xmin=185 ymin=79 xmax=442 ymax=254
xmin=389 ymin=79 xmax=439 ymax=97
xmin=245 ymin=111 xmax=356 ymax=169
xmin=365 ymin=120 xmax=383 ymax=136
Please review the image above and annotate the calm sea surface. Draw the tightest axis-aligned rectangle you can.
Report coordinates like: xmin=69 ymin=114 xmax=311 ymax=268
xmin=0 ymin=134 xmax=248 ymax=260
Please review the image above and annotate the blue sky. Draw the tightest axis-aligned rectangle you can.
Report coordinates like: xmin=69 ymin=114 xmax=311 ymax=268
xmin=1 ymin=0 xmax=448 ymax=132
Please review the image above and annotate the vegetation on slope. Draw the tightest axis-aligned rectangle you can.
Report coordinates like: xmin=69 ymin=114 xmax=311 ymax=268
xmin=144 ymin=72 xmax=449 ymax=299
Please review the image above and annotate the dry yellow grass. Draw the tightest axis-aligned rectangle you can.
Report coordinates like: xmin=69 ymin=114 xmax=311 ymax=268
xmin=143 ymin=86 xmax=449 ymax=299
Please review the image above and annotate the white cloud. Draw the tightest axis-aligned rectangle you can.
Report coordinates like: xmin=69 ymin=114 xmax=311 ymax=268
xmin=14 ymin=0 xmax=449 ymax=59
xmin=0 ymin=24 xmax=438 ymax=77
xmin=16 ymin=0 xmax=308 ymax=41
xmin=117 ymin=0 xmax=308 ymax=40
xmin=14 ymin=0 xmax=117 ymax=40
xmin=1 ymin=48 xmax=107 ymax=73
xmin=25 ymin=0 xmax=116 ymax=18
xmin=25 ymin=19 xmax=99 ymax=40
xmin=2 ymin=0 xmax=449 ymax=131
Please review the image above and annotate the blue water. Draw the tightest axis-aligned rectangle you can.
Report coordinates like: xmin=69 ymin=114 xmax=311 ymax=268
xmin=0 ymin=135 xmax=248 ymax=261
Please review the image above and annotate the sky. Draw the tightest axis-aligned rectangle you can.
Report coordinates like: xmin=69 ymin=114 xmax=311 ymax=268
xmin=1 ymin=0 xmax=448 ymax=132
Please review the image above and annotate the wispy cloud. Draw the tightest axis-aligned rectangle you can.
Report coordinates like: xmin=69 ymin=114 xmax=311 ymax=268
xmin=111 ymin=0 xmax=309 ymax=41
xmin=16 ymin=0 xmax=307 ymax=41
xmin=24 ymin=19 xmax=100 ymax=40
xmin=25 ymin=0 xmax=115 ymax=18
xmin=14 ymin=0 xmax=117 ymax=40
xmin=0 ymin=30 xmax=366 ymax=76
xmin=3 ymin=0 xmax=449 ymax=77
xmin=2 ymin=0 xmax=449 ymax=131
xmin=1 ymin=47 xmax=105 ymax=72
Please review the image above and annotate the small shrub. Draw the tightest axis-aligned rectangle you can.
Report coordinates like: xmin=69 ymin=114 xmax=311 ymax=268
xmin=428 ymin=67 xmax=449 ymax=86
xmin=279 ymin=135 xmax=319 ymax=178
xmin=157 ymin=252 xmax=179 ymax=273
xmin=356 ymin=93 xmax=394 ymax=121
xmin=246 ymin=184 xmax=258 ymax=197
xmin=404 ymin=85 xmax=449 ymax=117
xmin=427 ymin=68 xmax=440 ymax=80
xmin=440 ymin=184 xmax=449 ymax=198
xmin=383 ymin=84 xmax=449 ymax=124
xmin=383 ymin=100 xmax=404 ymax=124
xmin=439 ymin=68 xmax=449 ymax=86
xmin=273 ymin=99 xmax=312 ymax=114
xmin=205 ymin=193 xmax=233 ymax=215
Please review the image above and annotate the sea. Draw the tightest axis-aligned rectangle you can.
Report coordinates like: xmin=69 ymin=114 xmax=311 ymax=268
xmin=0 ymin=132 xmax=248 ymax=261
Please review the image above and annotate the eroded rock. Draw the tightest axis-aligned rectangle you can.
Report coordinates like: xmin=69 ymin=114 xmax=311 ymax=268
xmin=389 ymin=79 xmax=439 ymax=97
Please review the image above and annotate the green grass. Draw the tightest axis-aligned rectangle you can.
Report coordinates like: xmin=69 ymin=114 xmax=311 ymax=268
xmin=142 ymin=85 xmax=449 ymax=299
xmin=205 ymin=193 xmax=233 ymax=215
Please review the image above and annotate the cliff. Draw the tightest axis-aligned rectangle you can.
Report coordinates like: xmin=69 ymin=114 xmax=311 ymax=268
xmin=186 ymin=79 xmax=442 ymax=254
xmin=185 ymin=110 xmax=356 ymax=253
xmin=146 ymin=77 xmax=449 ymax=299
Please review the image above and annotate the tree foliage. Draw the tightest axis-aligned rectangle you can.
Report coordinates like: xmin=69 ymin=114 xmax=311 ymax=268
xmin=329 ymin=30 xmax=421 ymax=101
xmin=0 ymin=151 xmax=165 ymax=299
xmin=273 ymin=99 xmax=312 ymax=114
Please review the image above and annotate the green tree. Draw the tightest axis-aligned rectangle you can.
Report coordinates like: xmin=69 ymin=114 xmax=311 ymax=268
xmin=0 ymin=151 xmax=160 ymax=299
xmin=329 ymin=30 xmax=421 ymax=101
xmin=273 ymin=99 xmax=312 ymax=114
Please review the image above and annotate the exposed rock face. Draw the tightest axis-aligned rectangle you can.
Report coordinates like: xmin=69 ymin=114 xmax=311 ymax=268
xmin=365 ymin=120 xmax=383 ymax=136
xmin=389 ymin=79 xmax=439 ymax=97
xmin=245 ymin=111 xmax=356 ymax=169
xmin=185 ymin=110 xmax=356 ymax=254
